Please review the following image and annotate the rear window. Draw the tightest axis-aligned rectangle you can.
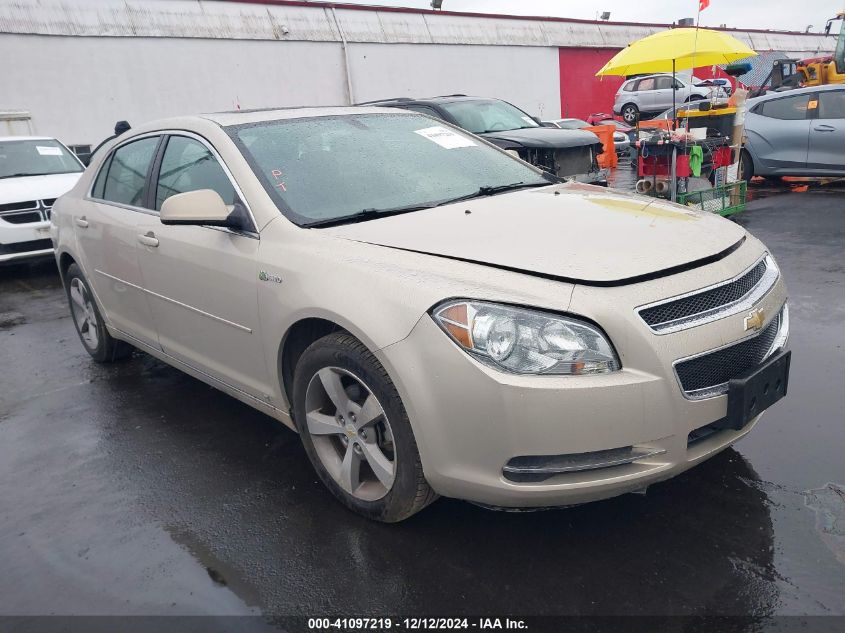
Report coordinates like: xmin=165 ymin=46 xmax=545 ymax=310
xmin=756 ymin=94 xmax=811 ymax=120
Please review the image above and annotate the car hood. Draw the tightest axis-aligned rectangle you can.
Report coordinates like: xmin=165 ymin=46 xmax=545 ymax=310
xmin=0 ymin=172 xmax=83 ymax=204
xmin=481 ymin=128 xmax=601 ymax=149
xmin=325 ymin=183 xmax=747 ymax=285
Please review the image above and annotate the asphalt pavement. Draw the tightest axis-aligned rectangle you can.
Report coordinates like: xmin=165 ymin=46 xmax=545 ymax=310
xmin=1 ymin=180 xmax=843 ymax=624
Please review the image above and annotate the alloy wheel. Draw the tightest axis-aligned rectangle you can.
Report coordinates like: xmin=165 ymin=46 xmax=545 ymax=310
xmin=69 ymin=277 xmax=99 ymax=350
xmin=304 ymin=367 xmax=396 ymax=501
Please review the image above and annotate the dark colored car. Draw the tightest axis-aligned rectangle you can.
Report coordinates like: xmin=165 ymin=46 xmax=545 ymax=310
xmin=360 ymin=95 xmax=606 ymax=184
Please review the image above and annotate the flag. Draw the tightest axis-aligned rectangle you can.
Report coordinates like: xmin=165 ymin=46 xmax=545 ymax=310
xmin=699 ymin=0 xmax=710 ymax=11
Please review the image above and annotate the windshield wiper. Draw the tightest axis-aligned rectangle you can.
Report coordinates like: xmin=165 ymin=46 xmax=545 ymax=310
xmin=302 ymin=202 xmax=439 ymax=228
xmin=439 ymin=181 xmax=551 ymax=204
xmin=302 ymin=182 xmax=552 ymax=228
xmin=0 ymin=172 xmax=53 ymax=180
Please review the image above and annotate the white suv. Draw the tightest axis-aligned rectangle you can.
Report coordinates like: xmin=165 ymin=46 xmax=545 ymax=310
xmin=1 ymin=136 xmax=84 ymax=264
xmin=613 ymin=74 xmax=725 ymax=124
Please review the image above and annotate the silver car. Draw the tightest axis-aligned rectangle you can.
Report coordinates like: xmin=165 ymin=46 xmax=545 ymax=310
xmin=613 ymin=74 xmax=722 ymax=124
xmin=741 ymin=84 xmax=845 ymax=180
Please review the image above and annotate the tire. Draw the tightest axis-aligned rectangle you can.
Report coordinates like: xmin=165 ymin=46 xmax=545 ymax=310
xmin=292 ymin=331 xmax=436 ymax=522
xmin=621 ymin=103 xmax=639 ymax=124
xmin=64 ymin=263 xmax=132 ymax=363
xmin=739 ymin=149 xmax=754 ymax=182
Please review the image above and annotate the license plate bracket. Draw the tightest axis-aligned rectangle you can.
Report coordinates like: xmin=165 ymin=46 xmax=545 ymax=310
xmin=723 ymin=350 xmax=791 ymax=431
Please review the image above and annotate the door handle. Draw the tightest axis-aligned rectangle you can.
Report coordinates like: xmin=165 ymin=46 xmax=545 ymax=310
xmin=137 ymin=232 xmax=159 ymax=248
xmin=74 ymin=216 xmax=89 ymax=228
xmin=814 ymin=124 xmax=835 ymax=132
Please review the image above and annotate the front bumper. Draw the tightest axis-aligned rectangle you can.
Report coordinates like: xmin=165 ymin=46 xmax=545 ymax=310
xmin=376 ymin=243 xmax=787 ymax=508
xmin=0 ymin=220 xmax=54 ymax=263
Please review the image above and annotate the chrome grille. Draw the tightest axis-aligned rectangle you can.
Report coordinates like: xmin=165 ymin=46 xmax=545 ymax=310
xmin=0 ymin=199 xmax=53 ymax=225
xmin=675 ymin=310 xmax=783 ymax=399
xmin=639 ymin=255 xmax=778 ymax=334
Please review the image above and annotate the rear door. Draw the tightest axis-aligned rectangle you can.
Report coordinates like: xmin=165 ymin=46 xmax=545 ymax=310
xmin=634 ymin=76 xmax=658 ymax=112
xmin=134 ymin=133 xmax=272 ymax=399
xmin=651 ymin=76 xmax=676 ymax=111
xmin=807 ymin=89 xmax=845 ymax=172
xmin=77 ymin=135 xmax=161 ymax=348
xmin=746 ymin=93 xmax=812 ymax=172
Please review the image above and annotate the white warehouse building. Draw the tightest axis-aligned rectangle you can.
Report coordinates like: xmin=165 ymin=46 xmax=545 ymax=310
xmin=0 ymin=0 xmax=836 ymax=150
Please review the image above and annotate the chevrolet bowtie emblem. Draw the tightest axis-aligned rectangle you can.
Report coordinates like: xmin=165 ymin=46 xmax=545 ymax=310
xmin=744 ymin=308 xmax=766 ymax=332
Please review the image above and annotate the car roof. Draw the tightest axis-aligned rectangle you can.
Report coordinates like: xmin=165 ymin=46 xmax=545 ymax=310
xmin=200 ymin=105 xmax=413 ymax=126
xmin=748 ymin=83 xmax=845 ymax=104
xmin=0 ymin=136 xmax=58 ymax=142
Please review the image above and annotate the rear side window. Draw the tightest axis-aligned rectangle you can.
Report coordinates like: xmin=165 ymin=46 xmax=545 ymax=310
xmin=636 ymin=78 xmax=656 ymax=91
xmin=621 ymin=80 xmax=635 ymax=92
xmin=101 ymin=137 xmax=160 ymax=207
xmin=91 ymin=155 xmax=112 ymax=199
xmin=818 ymin=91 xmax=845 ymax=119
xmin=756 ymin=94 xmax=811 ymax=120
xmin=155 ymin=136 xmax=237 ymax=211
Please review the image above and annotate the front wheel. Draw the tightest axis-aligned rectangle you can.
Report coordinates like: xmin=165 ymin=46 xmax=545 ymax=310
xmin=292 ymin=332 xmax=436 ymax=522
xmin=64 ymin=263 xmax=132 ymax=363
xmin=621 ymin=103 xmax=639 ymax=124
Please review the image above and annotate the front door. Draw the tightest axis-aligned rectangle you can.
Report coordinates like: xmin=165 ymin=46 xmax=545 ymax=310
xmin=808 ymin=89 xmax=845 ymax=172
xmin=749 ymin=92 xmax=812 ymax=172
xmin=134 ymin=134 xmax=272 ymax=400
xmin=76 ymin=136 xmax=161 ymax=348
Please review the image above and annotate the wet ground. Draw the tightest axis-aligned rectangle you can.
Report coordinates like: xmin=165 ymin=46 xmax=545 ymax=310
xmin=1 ymin=177 xmax=844 ymax=625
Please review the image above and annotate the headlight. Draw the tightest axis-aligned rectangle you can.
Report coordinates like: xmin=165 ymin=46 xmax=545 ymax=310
xmin=432 ymin=300 xmax=620 ymax=375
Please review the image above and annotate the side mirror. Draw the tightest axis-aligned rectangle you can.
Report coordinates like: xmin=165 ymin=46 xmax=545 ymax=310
xmin=160 ymin=189 xmax=233 ymax=227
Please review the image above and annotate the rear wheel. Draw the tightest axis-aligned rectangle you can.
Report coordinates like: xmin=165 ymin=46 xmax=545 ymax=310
xmin=64 ymin=263 xmax=132 ymax=363
xmin=621 ymin=103 xmax=639 ymax=124
xmin=292 ymin=332 xmax=436 ymax=522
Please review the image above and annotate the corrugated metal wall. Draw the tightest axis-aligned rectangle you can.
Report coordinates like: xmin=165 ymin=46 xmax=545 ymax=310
xmin=1 ymin=0 xmax=836 ymax=144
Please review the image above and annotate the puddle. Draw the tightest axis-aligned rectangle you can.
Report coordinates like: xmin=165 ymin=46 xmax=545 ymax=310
xmin=804 ymin=483 xmax=845 ymax=566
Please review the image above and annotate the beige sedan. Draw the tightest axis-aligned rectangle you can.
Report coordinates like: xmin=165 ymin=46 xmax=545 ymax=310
xmin=51 ymin=107 xmax=790 ymax=521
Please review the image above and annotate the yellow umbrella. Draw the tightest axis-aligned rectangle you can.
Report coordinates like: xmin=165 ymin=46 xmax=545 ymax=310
xmin=596 ymin=28 xmax=757 ymax=121
xmin=596 ymin=28 xmax=757 ymax=77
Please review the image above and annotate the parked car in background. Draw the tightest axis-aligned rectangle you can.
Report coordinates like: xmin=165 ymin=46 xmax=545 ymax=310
xmin=543 ymin=118 xmax=591 ymax=129
xmin=363 ymin=96 xmax=607 ymax=184
xmin=741 ymin=84 xmax=845 ymax=180
xmin=614 ymin=74 xmax=727 ymax=123
xmin=53 ymin=107 xmax=790 ymax=522
xmin=543 ymin=118 xmax=630 ymax=154
xmin=1 ymin=136 xmax=84 ymax=264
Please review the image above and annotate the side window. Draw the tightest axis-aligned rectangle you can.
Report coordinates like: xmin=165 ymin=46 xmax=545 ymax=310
xmin=673 ymin=79 xmax=685 ymax=89
xmin=818 ymin=91 xmax=845 ymax=119
xmin=655 ymin=77 xmax=674 ymax=90
xmin=155 ymin=136 xmax=237 ymax=211
xmin=637 ymin=77 xmax=656 ymax=91
xmin=102 ymin=137 xmax=160 ymax=207
xmin=758 ymin=94 xmax=811 ymax=120
xmin=622 ymin=80 xmax=636 ymax=92
xmin=91 ymin=154 xmax=112 ymax=199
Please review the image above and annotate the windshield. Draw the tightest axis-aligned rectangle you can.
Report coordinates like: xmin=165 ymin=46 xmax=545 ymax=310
xmin=230 ymin=113 xmax=551 ymax=226
xmin=438 ymin=100 xmax=540 ymax=134
xmin=0 ymin=139 xmax=83 ymax=179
